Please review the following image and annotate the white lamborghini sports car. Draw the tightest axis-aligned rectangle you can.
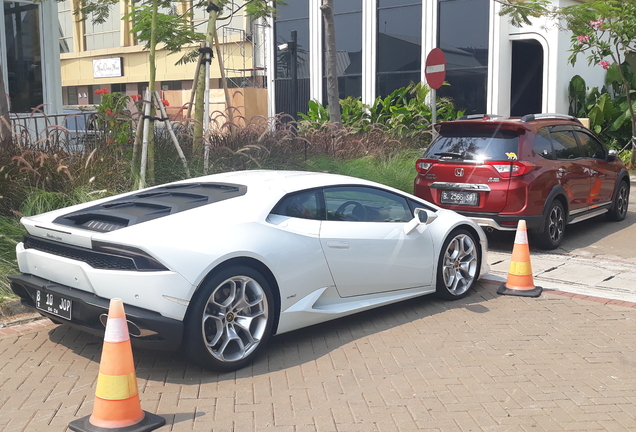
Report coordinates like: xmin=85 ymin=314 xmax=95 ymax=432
xmin=10 ymin=170 xmax=489 ymax=371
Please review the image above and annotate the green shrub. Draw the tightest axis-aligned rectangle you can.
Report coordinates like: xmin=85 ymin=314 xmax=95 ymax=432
xmin=0 ymin=216 xmax=23 ymax=299
xmin=568 ymin=64 xmax=636 ymax=152
xmin=299 ymin=82 xmax=463 ymax=137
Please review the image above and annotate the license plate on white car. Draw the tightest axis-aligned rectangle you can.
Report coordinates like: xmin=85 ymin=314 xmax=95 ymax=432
xmin=440 ymin=190 xmax=479 ymax=206
xmin=36 ymin=290 xmax=72 ymax=320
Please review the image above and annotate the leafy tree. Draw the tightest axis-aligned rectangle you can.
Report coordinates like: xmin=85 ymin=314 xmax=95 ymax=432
xmin=191 ymin=0 xmax=279 ymax=156
xmin=76 ymin=0 xmax=202 ymax=184
xmin=500 ymin=0 xmax=636 ymax=167
xmin=72 ymin=0 xmax=277 ymax=182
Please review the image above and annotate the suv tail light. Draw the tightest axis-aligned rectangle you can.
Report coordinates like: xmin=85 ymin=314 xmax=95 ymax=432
xmin=416 ymin=159 xmax=436 ymax=173
xmin=486 ymin=161 xmax=535 ymax=178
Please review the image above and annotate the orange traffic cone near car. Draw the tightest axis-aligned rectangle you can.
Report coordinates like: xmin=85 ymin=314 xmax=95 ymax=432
xmin=497 ymin=220 xmax=543 ymax=298
xmin=69 ymin=298 xmax=165 ymax=432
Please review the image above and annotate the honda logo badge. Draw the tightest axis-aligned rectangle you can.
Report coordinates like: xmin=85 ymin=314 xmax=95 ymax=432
xmin=455 ymin=168 xmax=464 ymax=177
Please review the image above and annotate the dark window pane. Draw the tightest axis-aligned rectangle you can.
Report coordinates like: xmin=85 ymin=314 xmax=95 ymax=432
xmin=111 ymin=83 xmax=126 ymax=93
xmin=161 ymin=81 xmax=182 ymax=91
xmin=271 ymin=191 xmax=322 ymax=220
xmin=4 ymin=2 xmax=43 ymax=113
xmin=377 ymin=4 xmax=421 ymax=73
xmin=322 ymin=1 xmax=362 ymax=102
xmin=377 ymin=72 xmax=421 ymax=97
xmin=274 ymin=2 xmax=311 ymax=118
xmin=437 ymin=0 xmax=489 ymax=114
xmin=66 ymin=87 xmax=78 ymax=106
xmin=379 ymin=0 xmax=420 ymax=6
xmin=551 ymin=130 xmax=582 ymax=160
xmin=425 ymin=129 xmax=519 ymax=161
xmin=574 ymin=131 xmax=605 ymax=159
xmin=533 ymin=129 xmax=555 ymax=160
xmin=324 ymin=186 xmax=412 ymax=222
xmin=274 ymin=1 xmax=308 ymax=21
xmin=275 ymin=20 xmax=310 ymax=79
xmin=377 ymin=2 xmax=422 ymax=96
xmin=333 ymin=0 xmax=362 ymax=14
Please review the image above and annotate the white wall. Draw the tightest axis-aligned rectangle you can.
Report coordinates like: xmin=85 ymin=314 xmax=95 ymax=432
xmin=491 ymin=0 xmax=605 ymax=116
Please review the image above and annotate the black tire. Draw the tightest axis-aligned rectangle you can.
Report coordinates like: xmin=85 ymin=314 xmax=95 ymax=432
xmin=435 ymin=228 xmax=480 ymax=300
xmin=184 ymin=265 xmax=275 ymax=372
xmin=531 ymin=200 xmax=565 ymax=250
xmin=606 ymin=180 xmax=629 ymax=221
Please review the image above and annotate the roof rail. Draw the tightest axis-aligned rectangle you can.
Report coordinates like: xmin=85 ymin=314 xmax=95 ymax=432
xmin=520 ymin=113 xmax=582 ymax=124
xmin=456 ymin=114 xmax=503 ymax=120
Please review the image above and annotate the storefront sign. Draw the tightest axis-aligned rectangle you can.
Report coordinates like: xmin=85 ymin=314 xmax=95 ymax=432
xmin=93 ymin=57 xmax=123 ymax=78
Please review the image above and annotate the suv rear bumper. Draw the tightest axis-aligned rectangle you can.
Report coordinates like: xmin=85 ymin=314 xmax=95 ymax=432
xmin=457 ymin=212 xmax=544 ymax=231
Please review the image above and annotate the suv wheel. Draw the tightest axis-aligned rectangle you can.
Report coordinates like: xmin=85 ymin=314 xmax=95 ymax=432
xmin=531 ymin=200 xmax=565 ymax=250
xmin=606 ymin=180 xmax=629 ymax=221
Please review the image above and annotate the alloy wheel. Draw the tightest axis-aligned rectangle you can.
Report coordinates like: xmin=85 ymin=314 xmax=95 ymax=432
xmin=441 ymin=233 xmax=478 ymax=296
xmin=201 ymin=275 xmax=269 ymax=362
xmin=547 ymin=204 xmax=564 ymax=244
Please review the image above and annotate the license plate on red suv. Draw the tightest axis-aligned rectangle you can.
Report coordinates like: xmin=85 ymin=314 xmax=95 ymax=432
xmin=440 ymin=191 xmax=479 ymax=206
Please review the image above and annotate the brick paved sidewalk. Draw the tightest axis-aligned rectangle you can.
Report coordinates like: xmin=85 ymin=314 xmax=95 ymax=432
xmin=1 ymin=280 xmax=636 ymax=431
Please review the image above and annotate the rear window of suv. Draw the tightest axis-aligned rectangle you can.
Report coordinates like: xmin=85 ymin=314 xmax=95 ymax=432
xmin=425 ymin=128 xmax=519 ymax=162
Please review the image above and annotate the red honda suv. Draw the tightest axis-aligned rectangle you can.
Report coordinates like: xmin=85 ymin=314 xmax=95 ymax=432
xmin=414 ymin=114 xmax=630 ymax=249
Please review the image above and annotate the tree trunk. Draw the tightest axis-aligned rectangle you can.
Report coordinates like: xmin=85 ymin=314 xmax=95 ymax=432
xmin=193 ymin=0 xmax=222 ymax=152
xmin=146 ymin=0 xmax=158 ymax=184
xmin=0 ymin=63 xmax=11 ymax=147
xmin=320 ymin=0 xmax=342 ymax=129
xmin=193 ymin=59 xmax=206 ymax=155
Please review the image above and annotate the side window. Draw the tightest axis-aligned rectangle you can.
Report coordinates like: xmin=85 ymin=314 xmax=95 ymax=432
xmin=324 ymin=186 xmax=412 ymax=222
xmin=533 ymin=129 xmax=555 ymax=160
xmin=270 ymin=190 xmax=322 ymax=220
xmin=550 ymin=130 xmax=582 ymax=160
xmin=574 ymin=131 xmax=606 ymax=159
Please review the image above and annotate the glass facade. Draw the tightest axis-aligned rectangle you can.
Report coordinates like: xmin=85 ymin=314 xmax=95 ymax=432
xmin=4 ymin=1 xmax=43 ymax=112
xmin=58 ymin=0 xmax=73 ymax=53
xmin=377 ymin=0 xmax=421 ymax=97
xmin=322 ymin=0 xmax=362 ymax=102
xmin=274 ymin=1 xmax=310 ymax=117
xmin=84 ymin=4 xmax=120 ymax=50
xmin=437 ymin=0 xmax=489 ymax=114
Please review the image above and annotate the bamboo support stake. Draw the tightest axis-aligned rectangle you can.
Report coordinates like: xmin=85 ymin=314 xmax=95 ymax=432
xmin=154 ymin=91 xmax=191 ymax=178
xmin=139 ymin=89 xmax=152 ymax=190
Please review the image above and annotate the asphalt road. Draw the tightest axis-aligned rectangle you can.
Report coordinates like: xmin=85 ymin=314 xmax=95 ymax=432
xmin=486 ymin=185 xmax=636 ymax=263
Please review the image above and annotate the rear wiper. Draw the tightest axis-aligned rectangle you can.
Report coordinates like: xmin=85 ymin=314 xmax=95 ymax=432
xmin=434 ymin=152 xmax=464 ymax=159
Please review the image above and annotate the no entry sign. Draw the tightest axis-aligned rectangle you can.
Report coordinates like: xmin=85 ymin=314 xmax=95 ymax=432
xmin=425 ymin=48 xmax=446 ymax=90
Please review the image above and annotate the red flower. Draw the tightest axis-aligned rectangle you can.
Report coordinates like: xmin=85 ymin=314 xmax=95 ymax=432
xmin=162 ymin=99 xmax=170 ymax=107
xmin=106 ymin=108 xmax=113 ymax=115
xmin=107 ymin=138 xmax=115 ymax=143
xmin=94 ymin=89 xmax=101 ymax=95
xmin=101 ymin=88 xmax=109 ymax=95
xmin=131 ymin=94 xmax=142 ymax=102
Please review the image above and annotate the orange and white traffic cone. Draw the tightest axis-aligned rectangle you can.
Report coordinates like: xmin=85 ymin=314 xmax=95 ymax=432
xmin=69 ymin=298 xmax=165 ymax=432
xmin=497 ymin=220 xmax=543 ymax=298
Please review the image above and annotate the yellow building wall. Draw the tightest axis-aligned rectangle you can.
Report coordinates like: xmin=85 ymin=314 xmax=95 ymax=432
xmin=60 ymin=43 xmax=255 ymax=86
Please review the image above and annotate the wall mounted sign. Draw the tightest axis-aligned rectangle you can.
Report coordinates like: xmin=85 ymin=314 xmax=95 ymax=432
xmin=93 ymin=57 xmax=123 ymax=78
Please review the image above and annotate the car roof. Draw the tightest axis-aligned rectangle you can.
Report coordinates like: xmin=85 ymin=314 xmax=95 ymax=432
xmin=435 ymin=113 xmax=585 ymax=134
xmin=172 ymin=170 xmax=379 ymax=194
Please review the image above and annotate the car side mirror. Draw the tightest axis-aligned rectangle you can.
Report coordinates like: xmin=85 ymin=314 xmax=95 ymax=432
xmin=608 ymin=149 xmax=617 ymax=162
xmin=404 ymin=208 xmax=438 ymax=234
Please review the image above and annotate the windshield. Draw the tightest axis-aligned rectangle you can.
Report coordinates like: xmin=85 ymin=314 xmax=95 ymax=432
xmin=425 ymin=129 xmax=519 ymax=162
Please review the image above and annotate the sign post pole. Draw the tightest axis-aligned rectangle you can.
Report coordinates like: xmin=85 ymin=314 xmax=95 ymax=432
xmin=425 ymin=48 xmax=447 ymax=127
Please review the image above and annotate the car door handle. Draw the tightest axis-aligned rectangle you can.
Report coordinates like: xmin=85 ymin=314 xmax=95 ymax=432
xmin=326 ymin=241 xmax=349 ymax=249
